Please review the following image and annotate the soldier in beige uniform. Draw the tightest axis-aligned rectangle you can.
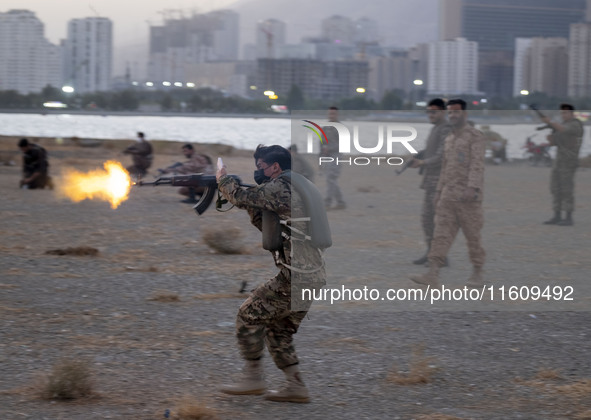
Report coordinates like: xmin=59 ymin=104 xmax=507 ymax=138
xmin=217 ymin=145 xmax=326 ymax=403
xmin=410 ymin=99 xmax=486 ymax=288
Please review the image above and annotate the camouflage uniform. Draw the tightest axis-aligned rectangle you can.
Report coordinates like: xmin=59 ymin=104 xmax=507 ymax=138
xmin=320 ymin=126 xmax=345 ymax=207
xmin=218 ymin=173 xmax=325 ymax=369
xmin=420 ymin=122 xmax=451 ymax=245
xmin=428 ymin=125 xmax=486 ymax=268
xmin=123 ymin=140 xmax=153 ymax=177
xmin=549 ymin=119 xmax=583 ymax=214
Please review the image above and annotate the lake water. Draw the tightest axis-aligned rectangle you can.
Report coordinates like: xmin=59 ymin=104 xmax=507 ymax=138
xmin=0 ymin=112 xmax=589 ymax=159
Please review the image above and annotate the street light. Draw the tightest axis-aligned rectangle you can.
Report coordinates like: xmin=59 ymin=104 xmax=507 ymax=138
xmin=62 ymin=86 xmax=74 ymax=93
xmin=520 ymin=90 xmax=530 ymax=96
xmin=413 ymin=79 xmax=424 ymax=86
xmin=356 ymin=87 xmax=366 ymax=93
xmin=263 ymin=90 xmax=275 ymax=96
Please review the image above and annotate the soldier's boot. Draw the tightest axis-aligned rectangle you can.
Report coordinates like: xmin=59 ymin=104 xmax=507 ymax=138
xmin=543 ymin=211 xmax=562 ymax=225
xmin=412 ymin=246 xmax=430 ymax=265
xmin=409 ymin=265 xmax=440 ymax=287
xmin=465 ymin=266 xmax=484 ymax=288
xmin=264 ymin=365 xmax=310 ymax=403
xmin=557 ymin=212 xmax=573 ymax=226
xmin=220 ymin=359 xmax=266 ymax=395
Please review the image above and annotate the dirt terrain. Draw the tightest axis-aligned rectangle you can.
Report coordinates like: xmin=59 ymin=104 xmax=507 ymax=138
xmin=1 ymin=136 xmax=590 ymax=420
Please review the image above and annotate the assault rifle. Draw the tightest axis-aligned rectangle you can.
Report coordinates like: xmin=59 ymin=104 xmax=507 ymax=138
xmin=530 ymin=104 xmax=556 ymax=133
xmin=134 ymin=174 xmax=248 ymax=215
xmin=395 ymin=150 xmax=426 ymax=175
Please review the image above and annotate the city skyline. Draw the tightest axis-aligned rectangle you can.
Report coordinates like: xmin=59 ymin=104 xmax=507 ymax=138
xmin=0 ymin=0 xmax=439 ymax=76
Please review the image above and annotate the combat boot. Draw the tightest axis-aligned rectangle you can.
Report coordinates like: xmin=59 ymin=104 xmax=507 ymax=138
xmin=557 ymin=212 xmax=573 ymax=226
xmin=412 ymin=246 xmax=429 ymax=265
xmin=543 ymin=212 xmax=561 ymax=225
xmin=409 ymin=265 xmax=440 ymax=287
xmin=265 ymin=365 xmax=310 ymax=403
xmin=220 ymin=359 xmax=266 ymax=395
xmin=465 ymin=266 xmax=484 ymax=288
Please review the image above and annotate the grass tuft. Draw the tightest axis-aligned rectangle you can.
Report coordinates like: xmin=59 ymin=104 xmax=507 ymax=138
xmin=387 ymin=345 xmax=438 ymax=385
xmin=37 ymin=359 xmax=94 ymax=400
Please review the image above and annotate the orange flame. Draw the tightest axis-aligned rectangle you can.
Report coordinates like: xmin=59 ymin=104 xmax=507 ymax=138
xmin=59 ymin=161 xmax=131 ymax=209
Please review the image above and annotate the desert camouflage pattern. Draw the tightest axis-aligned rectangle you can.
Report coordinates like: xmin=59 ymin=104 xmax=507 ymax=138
xmin=429 ymin=200 xmax=485 ymax=268
xmin=218 ymin=172 xmax=325 ymax=369
xmin=549 ymin=118 xmax=584 ymax=213
xmin=436 ymin=125 xmax=486 ymax=201
xmin=429 ymin=124 xmax=486 ymax=268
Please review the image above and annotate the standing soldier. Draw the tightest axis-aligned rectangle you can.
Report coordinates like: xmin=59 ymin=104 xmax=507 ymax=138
xmin=539 ymin=104 xmax=584 ymax=226
xmin=410 ymin=99 xmax=486 ymax=288
xmin=217 ymin=145 xmax=326 ymax=403
xmin=123 ymin=132 xmax=153 ymax=177
xmin=321 ymin=106 xmax=346 ymax=210
xmin=410 ymin=98 xmax=450 ymax=265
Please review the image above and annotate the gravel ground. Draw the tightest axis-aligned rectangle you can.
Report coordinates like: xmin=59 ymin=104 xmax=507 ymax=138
xmin=1 ymin=141 xmax=590 ymax=420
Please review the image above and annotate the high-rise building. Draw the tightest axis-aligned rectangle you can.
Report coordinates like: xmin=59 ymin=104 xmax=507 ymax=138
xmin=368 ymin=44 xmax=429 ymax=102
xmin=513 ymin=37 xmax=568 ymax=97
xmin=322 ymin=15 xmax=355 ymax=45
xmin=569 ymin=22 xmax=591 ymax=98
xmin=0 ymin=9 xmax=62 ymax=94
xmin=257 ymin=58 xmax=368 ymax=100
xmin=148 ymin=10 xmax=240 ymax=83
xmin=256 ymin=19 xmax=286 ymax=59
xmin=440 ymin=0 xmax=587 ymax=97
xmin=440 ymin=0 xmax=586 ymax=50
xmin=513 ymin=38 xmax=533 ymax=96
xmin=427 ymin=38 xmax=480 ymax=96
xmin=63 ymin=17 xmax=113 ymax=93
xmin=354 ymin=17 xmax=379 ymax=44
xmin=210 ymin=10 xmax=239 ymax=61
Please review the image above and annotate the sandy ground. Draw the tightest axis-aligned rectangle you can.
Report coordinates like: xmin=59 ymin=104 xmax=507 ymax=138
xmin=1 ymin=137 xmax=590 ymax=420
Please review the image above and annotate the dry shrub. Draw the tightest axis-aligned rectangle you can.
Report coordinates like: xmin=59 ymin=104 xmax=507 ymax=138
xmin=45 ymin=246 xmax=99 ymax=256
xmin=37 ymin=359 xmax=94 ymax=400
xmin=535 ymin=368 xmax=563 ymax=381
xmin=556 ymin=379 xmax=591 ymax=398
xmin=171 ymin=397 xmax=219 ymax=420
xmin=387 ymin=345 xmax=438 ymax=385
xmin=202 ymin=226 xmax=245 ymax=254
xmin=148 ymin=290 xmax=181 ymax=302
xmin=574 ymin=410 xmax=591 ymax=419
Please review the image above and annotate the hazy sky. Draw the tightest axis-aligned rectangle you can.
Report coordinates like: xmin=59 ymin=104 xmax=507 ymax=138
xmin=1 ymin=0 xmax=239 ymax=44
xmin=1 ymin=0 xmax=438 ymax=77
